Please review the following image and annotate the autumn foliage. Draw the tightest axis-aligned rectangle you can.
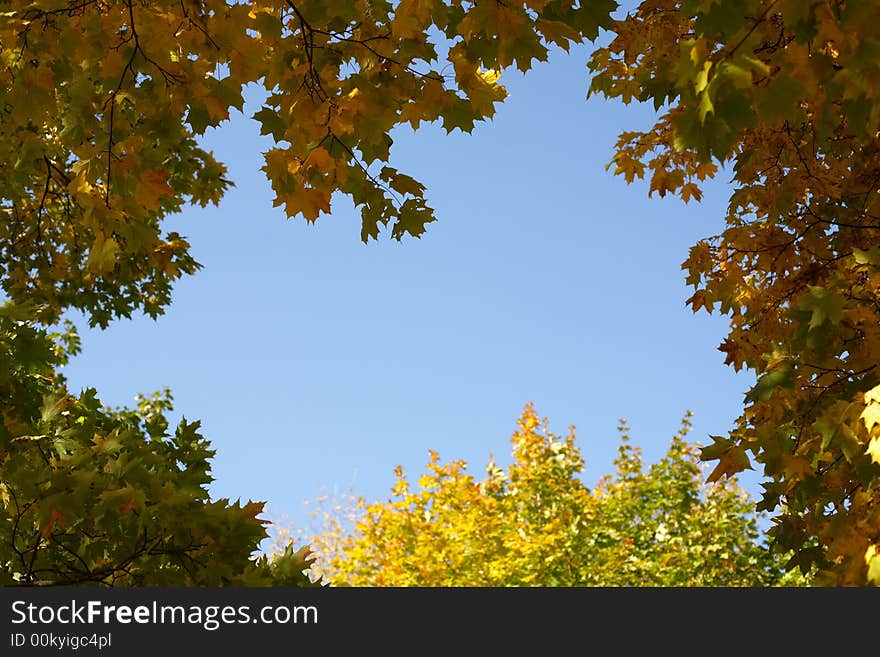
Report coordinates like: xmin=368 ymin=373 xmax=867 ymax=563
xmin=0 ymin=0 xmax=613 ymax=586
xmin=3 ymin=0 xmax=880 ymax=585
xmin=0 ymin=0 xmax=612 ymax=327
xmin=302 ymin=405 xmax=804 ymax=586
xmin=0 ymin=310 xmax=320 ymax=585
xmin=589 ymin=1 xmax=880 ymax=584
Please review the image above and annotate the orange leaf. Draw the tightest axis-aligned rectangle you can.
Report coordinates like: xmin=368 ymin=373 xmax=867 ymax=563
xmin=42 ymin=509 xmax=66 ymax=537
xmin=135 ymin=169 xmax=173 ymax=212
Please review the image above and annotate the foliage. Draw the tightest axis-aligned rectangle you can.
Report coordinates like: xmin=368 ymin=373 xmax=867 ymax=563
xmin=6 ymin=0 xmax=879 ymax=586
xmin=304 ymin=405 xmax=807 ymax=586
xmin=0 ymin=0 xmax=621 ymax=588
xmin=0 ymin=0 xmax=614 ymax=327
xmin=588 ymin=0 xmax=880 ymax=584
xmin=0 ymin=304 xmax=319 ymax=586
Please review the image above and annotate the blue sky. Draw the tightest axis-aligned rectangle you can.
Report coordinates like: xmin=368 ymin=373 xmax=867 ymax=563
xmin=62 ymin=35 xmax=763 ymax=544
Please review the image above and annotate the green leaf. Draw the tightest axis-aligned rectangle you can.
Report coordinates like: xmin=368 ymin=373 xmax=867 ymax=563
xmin=695 ymin=1 xmax=761 ymax=39
xmin=755 ymin=75 xmax=805 ymax=123
xmin=252 ymin=106 xmax=287 ymax=142
xmin=40 ymin=393 xmax=65 ymax=425
xmin=718 ymin=62 xmax=753 ymax=89
xmin=391 ymin=198 xmax=435 ymax=239
xmin=799 ymin=286 xmax=845 ymax=330
xmin=745 ymin=364 xmax=795 ymax=403
xmin=698 ymin=90 xmax=714 ymax=121
xmin=813 ymin=403 xmax=863 ymax=463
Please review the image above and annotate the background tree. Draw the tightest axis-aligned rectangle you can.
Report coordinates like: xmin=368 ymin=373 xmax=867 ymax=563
xmin=302 ymin=405 xmax=806 ymax=586
xmin=588 ymin=0 xmax=880 ymax=584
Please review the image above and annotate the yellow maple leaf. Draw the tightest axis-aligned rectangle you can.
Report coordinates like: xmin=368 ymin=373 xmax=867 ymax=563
xmin=303 ymin=147 xmax=336 ymax=174
xmin=707 ymin=446 xmax=752 ymax=483
xmin=477 ymin=68 xmax=502 ymax=85
xmin=867 ymin=435 xmax=880 ymax=465
xmin=86 ymin=234 xmax=119 ymax=275
xmin=67 ymin=171 xmax=93 ymax=201
xmin=865 ymin=545 xmax=880 ymax=584
xmin=274 ymin=187 xmax=330 ymax=223
xmin=860 ymin=385 xmax=880 ymax=435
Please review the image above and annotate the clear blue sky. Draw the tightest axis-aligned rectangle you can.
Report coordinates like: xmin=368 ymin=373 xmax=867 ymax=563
xmin=62 ymin=34 xmax=762 ymax=544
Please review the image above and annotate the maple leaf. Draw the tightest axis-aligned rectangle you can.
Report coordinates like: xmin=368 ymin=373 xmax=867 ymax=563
xmin=41 ymin=509 xmax=66 ymax=537
xmin=866 ymin=545 xmax=880 ymax=585
xmin=861 ymin=385 xmax=880 ymax=437
xmin=135 ymin=170 xmax=174 ymax=212
xmin=86 ymin=234 xmax=120 ymax=275
xmin=717 ymin=337 xmax=742 ymax=370
xmin=800 ymin=286 xmax=846 ymax=330
xmin=275 ymin=187 xmax=332 ymax=223
xmin=706 ymin=446 xmax=752 ymax=483
xmin=867 ymin=436 xmax=880 ymax=465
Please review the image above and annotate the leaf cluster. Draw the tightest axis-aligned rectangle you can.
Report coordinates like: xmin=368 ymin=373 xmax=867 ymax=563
xmin=0 ymin=304 xmax=317 ymax=586
xmin=0 ymin=0 xmax=617 ymax=326
xmin=589 ymin=0 xmax=880 ymax=585
xmin=306 ymin=405 xmax=807 ymax=586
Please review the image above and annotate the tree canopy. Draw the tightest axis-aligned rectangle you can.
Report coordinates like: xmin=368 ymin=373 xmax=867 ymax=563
xmin=588 ymin=0 xmax=880 ymax=584
xmin=0 ymin=307 xmax=318 ymax=585
xmin=303 ymin=405 xmax=806 ymax=586
xmin=0 ymin=0 xmax=613 ymax=326
xmin=3 ymin=0 xmax=880 ymax=585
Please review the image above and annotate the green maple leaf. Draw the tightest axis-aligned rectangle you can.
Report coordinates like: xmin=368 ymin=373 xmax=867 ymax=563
xmin=800 ymin=286 xmax=845 ymax=330
xmin=391 ymin=198 xmax=435 ymax=239
xmin=755 ymin=75 xmax=805 ymax=123
xmin=745 ymin=364 xmax=795 ymax=403
xmin=252 ymin=106 xmax=287 ymax=141
xmin=813 ymin=405 xmax=862 ymax=462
